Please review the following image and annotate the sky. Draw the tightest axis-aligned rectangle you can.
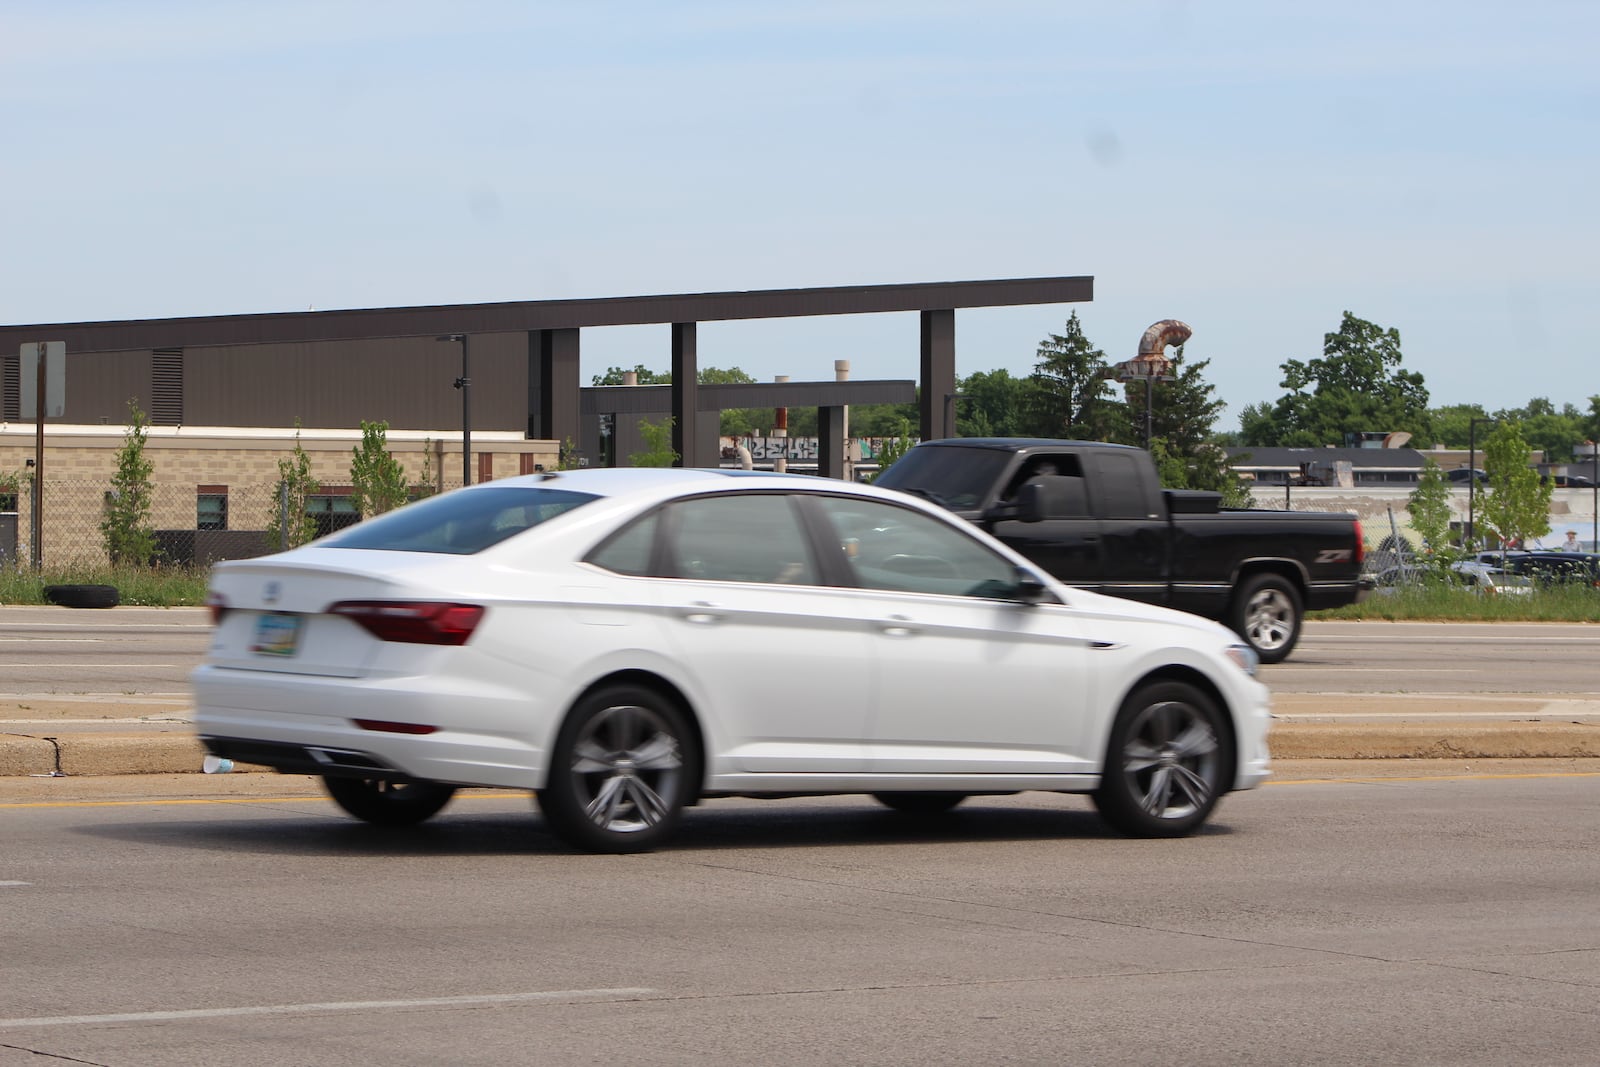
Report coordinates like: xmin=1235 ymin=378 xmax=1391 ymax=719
xmin=4 ymin=1 xmax=1596 ymax=430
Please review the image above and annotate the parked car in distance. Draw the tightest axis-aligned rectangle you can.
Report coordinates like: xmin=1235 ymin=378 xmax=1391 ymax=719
xmin=1450 ymin=560 xmax=1534 ymax=596
xmin=1501 ymin=552 xmax=1600 ymax=587
xmin=1447 ymin=468 xmax=1489 ymax=484
xmin=192 ymin=468 xmax=1271 ymax=853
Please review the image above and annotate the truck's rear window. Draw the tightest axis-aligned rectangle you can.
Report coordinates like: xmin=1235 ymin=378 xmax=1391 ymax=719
xmin=322 ymin=486 xmax=597 ymax=554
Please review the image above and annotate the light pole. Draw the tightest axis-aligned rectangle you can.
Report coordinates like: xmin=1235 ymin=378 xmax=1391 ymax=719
xmin=1111 ymin=359 xmax=1175 ymax=449
xmin=436 ymin=334 xmax=471 ymax=486
xmin=1467 ymin=416 xmax=1496 ymax=550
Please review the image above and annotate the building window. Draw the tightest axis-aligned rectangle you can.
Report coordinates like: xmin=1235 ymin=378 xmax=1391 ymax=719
xmin=306 ymin=494 xmax=360 ymax=539
xmin=197 ymin=492 xmax=228 ymax=530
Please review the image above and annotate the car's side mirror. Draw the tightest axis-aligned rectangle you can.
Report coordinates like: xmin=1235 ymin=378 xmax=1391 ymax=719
xmin=1012 ymin=567 xmax=1053 ymax=605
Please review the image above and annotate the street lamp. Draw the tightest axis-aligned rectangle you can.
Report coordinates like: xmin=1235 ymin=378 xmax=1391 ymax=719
xmin=1467 ymin=416 xmax=1497 ymax=551
xmin=435 ymin=334 xmax=471 ymax=486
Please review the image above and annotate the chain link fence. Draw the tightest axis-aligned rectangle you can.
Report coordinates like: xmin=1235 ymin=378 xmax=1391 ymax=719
xmin=2 ymin=478 xmax=464 ymax=570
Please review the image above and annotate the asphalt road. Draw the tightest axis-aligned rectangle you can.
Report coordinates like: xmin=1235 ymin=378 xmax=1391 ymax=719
xmin=5 ymin=607 xmax=1599 ymax=704
xmin=2 ymin=773 xmax=1597 ymax=1065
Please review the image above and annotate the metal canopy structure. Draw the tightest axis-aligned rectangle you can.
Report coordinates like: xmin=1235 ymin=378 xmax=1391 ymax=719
xmin=1 ymin=276 xmax=1092 ymax=468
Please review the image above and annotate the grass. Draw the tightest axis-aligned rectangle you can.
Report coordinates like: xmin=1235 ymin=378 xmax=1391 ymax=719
xmin=1312 ymin=582 xmax=1600 ymax=623
xmin=0 ymin=564 xmax=212 ymax=606
xmin=2 ymin=565 xmax=1597 ymax=623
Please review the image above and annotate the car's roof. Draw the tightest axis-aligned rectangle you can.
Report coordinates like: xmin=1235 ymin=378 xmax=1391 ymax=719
xmin=453 ymin=466 xmax=910 ymax=507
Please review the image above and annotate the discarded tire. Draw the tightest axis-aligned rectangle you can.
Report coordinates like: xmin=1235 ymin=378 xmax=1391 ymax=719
xmin=42 ymin=584 xmax=121 ymax=609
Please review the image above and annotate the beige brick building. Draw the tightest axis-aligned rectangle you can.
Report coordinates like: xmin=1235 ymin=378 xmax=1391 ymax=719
xmin=1 ymin=424 xmax=557 ymax=567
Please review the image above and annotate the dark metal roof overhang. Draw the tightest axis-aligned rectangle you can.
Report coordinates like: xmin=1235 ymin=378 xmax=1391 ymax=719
xmin=581 ymin=380 xmax=917 ymax=415
xmin=0 ymin=276 xmax=1093 ymax=353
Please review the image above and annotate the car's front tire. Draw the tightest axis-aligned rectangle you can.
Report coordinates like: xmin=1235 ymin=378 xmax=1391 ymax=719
xmin=1093 ymin=681 xmax=1231 ymax=838
xmin=321 ymin=776 xmax=458 ymax=826
xmin=538 ymin=685 xmax=698 ymax=854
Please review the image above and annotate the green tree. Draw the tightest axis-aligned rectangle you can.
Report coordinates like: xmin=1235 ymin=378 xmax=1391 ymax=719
xmin=1477 ymin=420 xmax=1554 ymax=550
xmin=868 ymin=416 xmax=916 ymax=482
xmin=1406 ymin=459 xmax=1458 ymax=573
xmin=1426 ymin=403 xmax=1490 ymax=448
xmin=956 ymin=369 xmax=1032 ymax=438
xmin=591 ymin=364 xmax=672 ymax=386
xmin=413 ymin=438 xmax=437 ymax=499
xmin=1243 ymin=312 xmax=1430 ymax=447
xmin=349 ymin=420 xmax=409 ymax=519
xmin=1021 ymin=312 xmax=1129 ymax=441
xmin=628 ymin=416 xmax=679 ymax=467
xmin=265 ymin=423 xmax=321 ymax=550
xmin=100 ymin=399 xmax=157 ymax=566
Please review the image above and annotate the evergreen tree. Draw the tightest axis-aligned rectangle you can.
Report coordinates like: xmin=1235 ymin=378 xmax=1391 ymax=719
xmin=1021 ymin=312 xmax=1129 ymax=442
xmin=100 ymin=399 xmax=156 ymax=566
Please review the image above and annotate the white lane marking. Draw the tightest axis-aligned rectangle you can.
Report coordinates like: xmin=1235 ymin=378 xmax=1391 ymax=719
xmin=0 ymin=638 xmax=102 ymax=643
xmin=0 ymin=988 xmax=658 ymax=1030
xmin=1267 ymin=667 xmax=1462 ymax=672
xmin=3 ymin=718 xmax=192 ymax=725
xmin=2 ymin=664 xmax=183 ymax=668
xmin=0 ymin=881 xmax=31 ymax=887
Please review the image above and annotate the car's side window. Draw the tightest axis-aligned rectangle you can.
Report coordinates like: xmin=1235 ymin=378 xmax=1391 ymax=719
xmin=586 ymin=511 xmax=661 ymax=576
xmin=663 ymin=494 xmax=819 ymax=586
xmin=811 ymin=496 xmax=1021 ymax=599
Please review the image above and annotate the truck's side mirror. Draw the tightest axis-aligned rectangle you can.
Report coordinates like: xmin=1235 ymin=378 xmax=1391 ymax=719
xmin=1014 ymin=476 xmax=1082 ymax=523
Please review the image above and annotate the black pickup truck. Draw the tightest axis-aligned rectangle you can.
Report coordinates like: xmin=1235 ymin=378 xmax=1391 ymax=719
xmin=874 ymin=438 xmax=1371 ymax=663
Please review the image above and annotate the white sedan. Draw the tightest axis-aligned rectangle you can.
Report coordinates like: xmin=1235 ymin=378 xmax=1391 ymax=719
xmin=193 ymin=468 xmax=1270 ymax=852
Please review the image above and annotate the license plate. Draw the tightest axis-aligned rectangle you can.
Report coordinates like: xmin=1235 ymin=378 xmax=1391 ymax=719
xmin=251 ymin=613 xmax=302 ymax=657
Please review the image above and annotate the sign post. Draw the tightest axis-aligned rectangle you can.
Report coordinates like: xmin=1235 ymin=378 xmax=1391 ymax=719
xmin=19 ymin=342 xmax=66 ymax=568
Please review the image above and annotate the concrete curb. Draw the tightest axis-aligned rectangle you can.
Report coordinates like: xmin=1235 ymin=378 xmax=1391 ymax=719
xmin=5 ymin=722 xmax=1600 ymax=777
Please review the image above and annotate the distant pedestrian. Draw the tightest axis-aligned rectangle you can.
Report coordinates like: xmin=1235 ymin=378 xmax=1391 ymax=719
xmin=1561 ymin=530 xmax=1581 ymax=552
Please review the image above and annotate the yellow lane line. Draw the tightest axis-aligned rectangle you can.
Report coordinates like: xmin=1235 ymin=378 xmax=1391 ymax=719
xmin=0 ymin=792 xmax=529 ymax=810
xmin=1268 ymin=772 xmax=1600 ymax=785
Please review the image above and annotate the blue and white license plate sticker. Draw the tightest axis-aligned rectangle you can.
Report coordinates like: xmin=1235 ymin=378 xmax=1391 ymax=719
xmin=251 ymin=613 xmax=302 ymax=656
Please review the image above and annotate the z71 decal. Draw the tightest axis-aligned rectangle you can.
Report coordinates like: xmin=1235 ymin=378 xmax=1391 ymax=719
xmin=1315 ymin=549 xmax=1353 ymax=564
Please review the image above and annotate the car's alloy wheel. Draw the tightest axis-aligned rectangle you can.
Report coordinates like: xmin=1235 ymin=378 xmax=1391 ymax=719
xmin=872 ymin=792 xmax=967 ymax=815
xmin=1231 ymin=574 xmax=1301 ymax=664
xmin=321 ymin=776 xmax=458 ymax=827
xmin=1094 ymin=682 xmax=1230 ymax=838
xmin=539 ymin=686 xmax=696 ymax=853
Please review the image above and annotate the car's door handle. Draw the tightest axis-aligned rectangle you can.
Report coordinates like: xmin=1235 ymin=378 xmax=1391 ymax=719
xmin=683 ymin=602 xmax=723 ymax=625
xmin=881 ymin=614 xmax=917 ymax=637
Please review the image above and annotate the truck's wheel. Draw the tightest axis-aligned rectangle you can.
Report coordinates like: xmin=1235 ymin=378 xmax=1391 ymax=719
xmin=1230 ymin=574 xmax=1301 ymax=664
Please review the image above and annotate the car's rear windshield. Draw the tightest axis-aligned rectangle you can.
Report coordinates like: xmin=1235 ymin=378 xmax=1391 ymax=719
xmin=323 ymin=486 xmax=598 ymax=554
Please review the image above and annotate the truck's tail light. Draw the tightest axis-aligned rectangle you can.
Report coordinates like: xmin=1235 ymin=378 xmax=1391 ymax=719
xmin=207 ymin=592 xmax=229 ymax=625
xmin=329 ymin=601 xmax=485 ymax=645
xmin=1352 ymin=520 xmax=1365 ymax=564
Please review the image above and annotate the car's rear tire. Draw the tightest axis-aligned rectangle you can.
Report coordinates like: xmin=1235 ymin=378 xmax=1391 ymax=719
xmin=1230 ymin=573 xmax=1301 ymax=664
xmin=1093 ymin=681 xmax=1231 ymax=838
xmin=872 ymin=792 xmax=966 ymax=815
xmin=538 ymin=685 xmax=697 ymax=854
xmin=321 ymin=776 xmax=457 ymax=826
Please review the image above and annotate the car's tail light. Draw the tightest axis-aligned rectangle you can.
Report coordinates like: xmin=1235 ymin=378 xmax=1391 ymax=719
xmin=1352 ymin=520 xmax=1365 ymax=565
xmin=329 ymin=601 xmax=485 ymax=645
xmin=207 ymin=592 xmax=229 ymax=625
